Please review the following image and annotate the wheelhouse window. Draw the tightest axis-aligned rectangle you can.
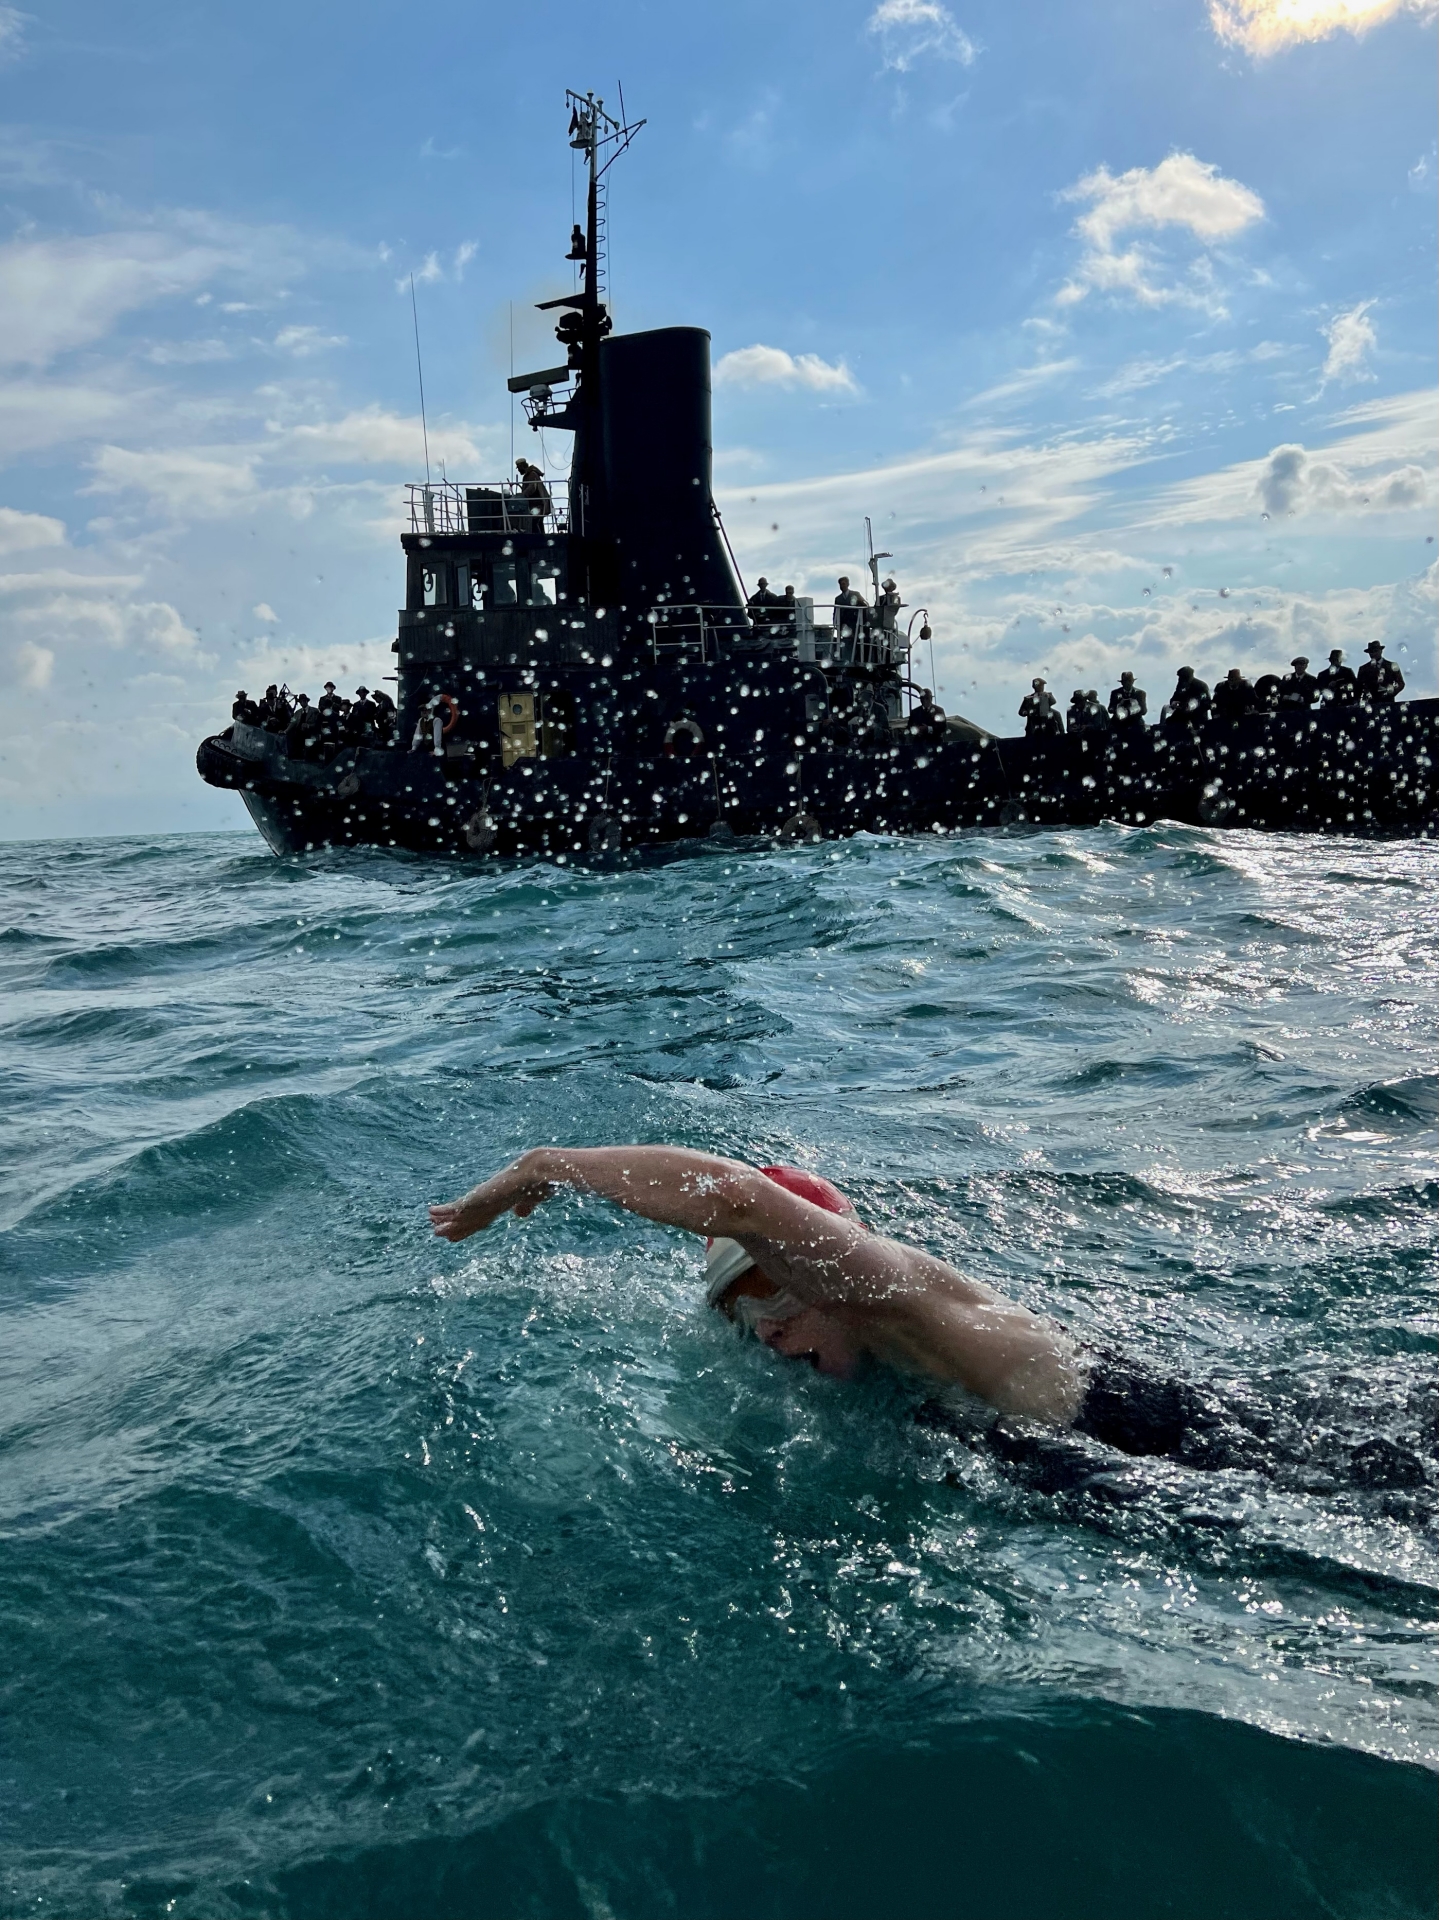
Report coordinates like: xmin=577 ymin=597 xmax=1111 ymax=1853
xmin=492 ymin=558 xmax=520 ymax=606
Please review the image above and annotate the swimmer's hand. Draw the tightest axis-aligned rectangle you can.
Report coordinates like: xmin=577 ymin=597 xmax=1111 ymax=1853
xmin=429 ymin=1154 xmax=554 ymax=1241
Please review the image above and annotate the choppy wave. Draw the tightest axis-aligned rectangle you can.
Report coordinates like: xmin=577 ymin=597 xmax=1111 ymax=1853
xmin=1 ymin=823 xmax=1436 ymax=1918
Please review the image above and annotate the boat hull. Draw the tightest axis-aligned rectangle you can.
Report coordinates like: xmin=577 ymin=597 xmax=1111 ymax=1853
xmin=197 ymin=698 xmax=1439 ymax=858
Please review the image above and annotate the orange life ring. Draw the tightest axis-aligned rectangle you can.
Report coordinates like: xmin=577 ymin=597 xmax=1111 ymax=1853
xmin=437 ymin=692 xmax=460 ymax=735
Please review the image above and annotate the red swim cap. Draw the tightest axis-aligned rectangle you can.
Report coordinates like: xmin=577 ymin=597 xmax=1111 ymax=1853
xmin=759 ymin=1164 xmax=858 ymax=1218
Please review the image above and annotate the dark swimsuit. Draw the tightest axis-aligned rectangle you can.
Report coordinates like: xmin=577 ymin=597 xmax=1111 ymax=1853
xmin=916 ymin=1349 xmax=1262 ymax=1491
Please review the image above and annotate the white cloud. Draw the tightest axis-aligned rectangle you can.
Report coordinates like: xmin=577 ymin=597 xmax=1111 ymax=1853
xmin=273 ymin=323 xmax=347 ymax=357
xmin=1209 ymin=0 xmax=1438 ymax=57
xmin=714 ymin=345 xmax=859 ymax=394
xmin=1131 ymin=390 xmax=1436 ymax=525
xmin=867 ymin=0 xmax=976 ymax=70
xmin=0 ymin=8 xmax=27 ymax=63
xmin=453 ymin=241 xmax=477 ymax=279
xmin=252 ymin=601 xmax=278 ymax=623
xmin=12 ymin=639 xmax=52 ymax=689
xmin=237 ymin=633 xmax=396 ymax=696
xmin=146 ymin=337 xmax=233 ymax=365
xmin=0 ymin=379 xmax=139 ymax=460
xmin=274 ymin=406 xmax=487 ymax=468
xmin=0 ymin=231 xmax=236 ymax=367
xmin=0 ymin=505 xmax=65 ymax=552
xmin=88 ymin=445 xmax=260 ymax=517
xmin=1320 ymin=300 xmax=1377 ymax=385
xmin=0 ymin=569 xmax=199 ymax=661
xmin=1057 ymin=152 xmax=1265 ymax=311
xmin=0 ymin=214 xmax=322 ymax=369
xmin=1256 ymin=440 xmax=1426 ymax=515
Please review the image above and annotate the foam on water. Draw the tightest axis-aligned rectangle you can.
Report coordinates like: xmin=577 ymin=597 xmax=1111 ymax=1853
xmin=1 ymin=824 xmax=1435 ymax=1918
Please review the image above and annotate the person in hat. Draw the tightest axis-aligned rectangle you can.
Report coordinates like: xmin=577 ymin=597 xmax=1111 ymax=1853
xmin=1107 ymin=671 xmax=1147 ymax=728
xmin=1161 ymin=665 xmax=1210 ymax=729
xmin=1277 ymin=656 xmax=1318 ymax=710
xmin=1019 ymin=677 xmax=1062 ymax=737
xmin=1357 ymin=641 xmax=1404 ymax=704
xmin=1212 ymin=667 xmax=1255 ymax=724
xmin=515 ymin=457 xmax=551 ymax=520
xmin=1316 ymin=648 xmax=1357 ymax=706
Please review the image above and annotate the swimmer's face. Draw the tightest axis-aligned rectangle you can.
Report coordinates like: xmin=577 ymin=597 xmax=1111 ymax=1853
xmin=718 ymin=1272 xmax=863 ymax=1380
xmin=754 ymin=1306 xmax=863 ymax=1380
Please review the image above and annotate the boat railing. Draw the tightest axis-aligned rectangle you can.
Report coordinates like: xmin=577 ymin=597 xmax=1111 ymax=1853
xmin=406 ymin=481 xmax=569 ymax=537
xmin=647 ymin=604 xmax=753 ymax=663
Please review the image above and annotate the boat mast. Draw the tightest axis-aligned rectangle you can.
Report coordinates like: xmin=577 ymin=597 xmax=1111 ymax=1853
xmin=562 ymin=90 xmax=644 ymax=541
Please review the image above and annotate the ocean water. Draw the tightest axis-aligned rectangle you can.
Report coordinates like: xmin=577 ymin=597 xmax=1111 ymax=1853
xmin=1 ymin=822 xmax=1436 ymax=1920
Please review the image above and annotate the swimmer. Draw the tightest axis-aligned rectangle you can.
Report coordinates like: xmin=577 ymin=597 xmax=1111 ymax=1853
xmin=430 ymin=1148 xmax=1425 ymax=1488
xmin=432 ymin=1147 xmax=1153 ymax=1435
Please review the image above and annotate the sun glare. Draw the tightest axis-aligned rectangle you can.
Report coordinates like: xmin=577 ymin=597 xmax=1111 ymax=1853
xmin=1210 ymin=0 xmax=1438 ymax=55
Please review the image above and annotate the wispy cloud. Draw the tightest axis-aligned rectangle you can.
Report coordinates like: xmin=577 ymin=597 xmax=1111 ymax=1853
xmin=0 ymin=7 xmax=28 ymax=64
xmin=714 ymin=344 xmax=858 ymax=394
xmin=1320 ymin=300 xmax=1377 ymax=385
xmin=272 ymin=323 xmax=347 ymax=357
xmin=1209 ymin=0 xmax=1437 ymax=57
xmin=1057 ymin=152 xmax=1264 ymax=312
xmin=867 ymin=0 xmax=976 ymax=71
xmin=0 ymin=505 xmax=65 ymax=552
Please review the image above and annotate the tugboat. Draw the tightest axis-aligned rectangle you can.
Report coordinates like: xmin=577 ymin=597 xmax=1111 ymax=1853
xmin=197 ymin=92 xmax=1437 ymax=853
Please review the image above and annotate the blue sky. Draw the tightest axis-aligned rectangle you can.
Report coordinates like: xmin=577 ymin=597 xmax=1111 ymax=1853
xmin=0 ymin=0 xmax=1434 ymax=837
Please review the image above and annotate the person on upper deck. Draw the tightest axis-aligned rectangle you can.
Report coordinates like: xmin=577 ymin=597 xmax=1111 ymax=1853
xmin=1107 ymin=672 xmax=1147 ymax=728
xmin=877 ymin=577 xmax=902 ymax=636
xmin=1357 ymin=641 xmax=1404 ymax=704
xmin=832 ymin=577 xmax=866 ymax=649
xmin=1316 ymin=649 xmax=1357 ymax=706
xmin=1065 ymin=689 xmax=1087 ymax=735
xmin=231 ymin=690 xmax=259 ymax=724
xmin=515 ymin=458 xmax=551 ymax=521
xmin=747 ymin=577 xmax=782 ymax=627
xmin=1019 ymin=678 xmax=1061 ymax=737
xmin=1213 ymin=668 xmax=1255 ymax=723
xmin=1278 ymin=657 xmax=1319 ymax=710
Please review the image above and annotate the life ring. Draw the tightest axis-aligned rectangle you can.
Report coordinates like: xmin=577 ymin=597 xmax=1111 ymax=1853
xmin=437 ymin=692 xmax=460 ymax=735
xmin=464 ymin=808 xmax=497 ymax=852
xmin=587 ymin=812 xmax=624 ymax=854
xmin=663 ymin=715 xmax=705 ymax=757
xmin=779 ymin=810 xmax=821 ymax=844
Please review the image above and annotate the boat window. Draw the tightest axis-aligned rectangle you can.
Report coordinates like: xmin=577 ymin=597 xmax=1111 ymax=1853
xmin=492 ymin=558 xmax=520 ymax=606
xmin=455 ymin=564 xmax=470 ymax=609
xmin=423 ymin=566 xmax=447 ymax=607
xmin=530 ymin=562 xmax=560 ymax=607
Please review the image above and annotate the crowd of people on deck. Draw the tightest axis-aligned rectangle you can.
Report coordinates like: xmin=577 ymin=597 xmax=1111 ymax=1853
xmin=231 ymin=682 xmax=397 ymax=759
xmin=1019 ymin=643 xmax=1406 ymax=740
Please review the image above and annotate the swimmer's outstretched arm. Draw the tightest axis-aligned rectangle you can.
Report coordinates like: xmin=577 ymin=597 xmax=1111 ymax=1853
xmin=430 ymin=1146 xmax=813 ymax=1245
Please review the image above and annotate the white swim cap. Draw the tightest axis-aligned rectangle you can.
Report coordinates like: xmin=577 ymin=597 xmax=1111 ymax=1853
xmin=705 ymin=1236 xmax=755 ymax=1307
